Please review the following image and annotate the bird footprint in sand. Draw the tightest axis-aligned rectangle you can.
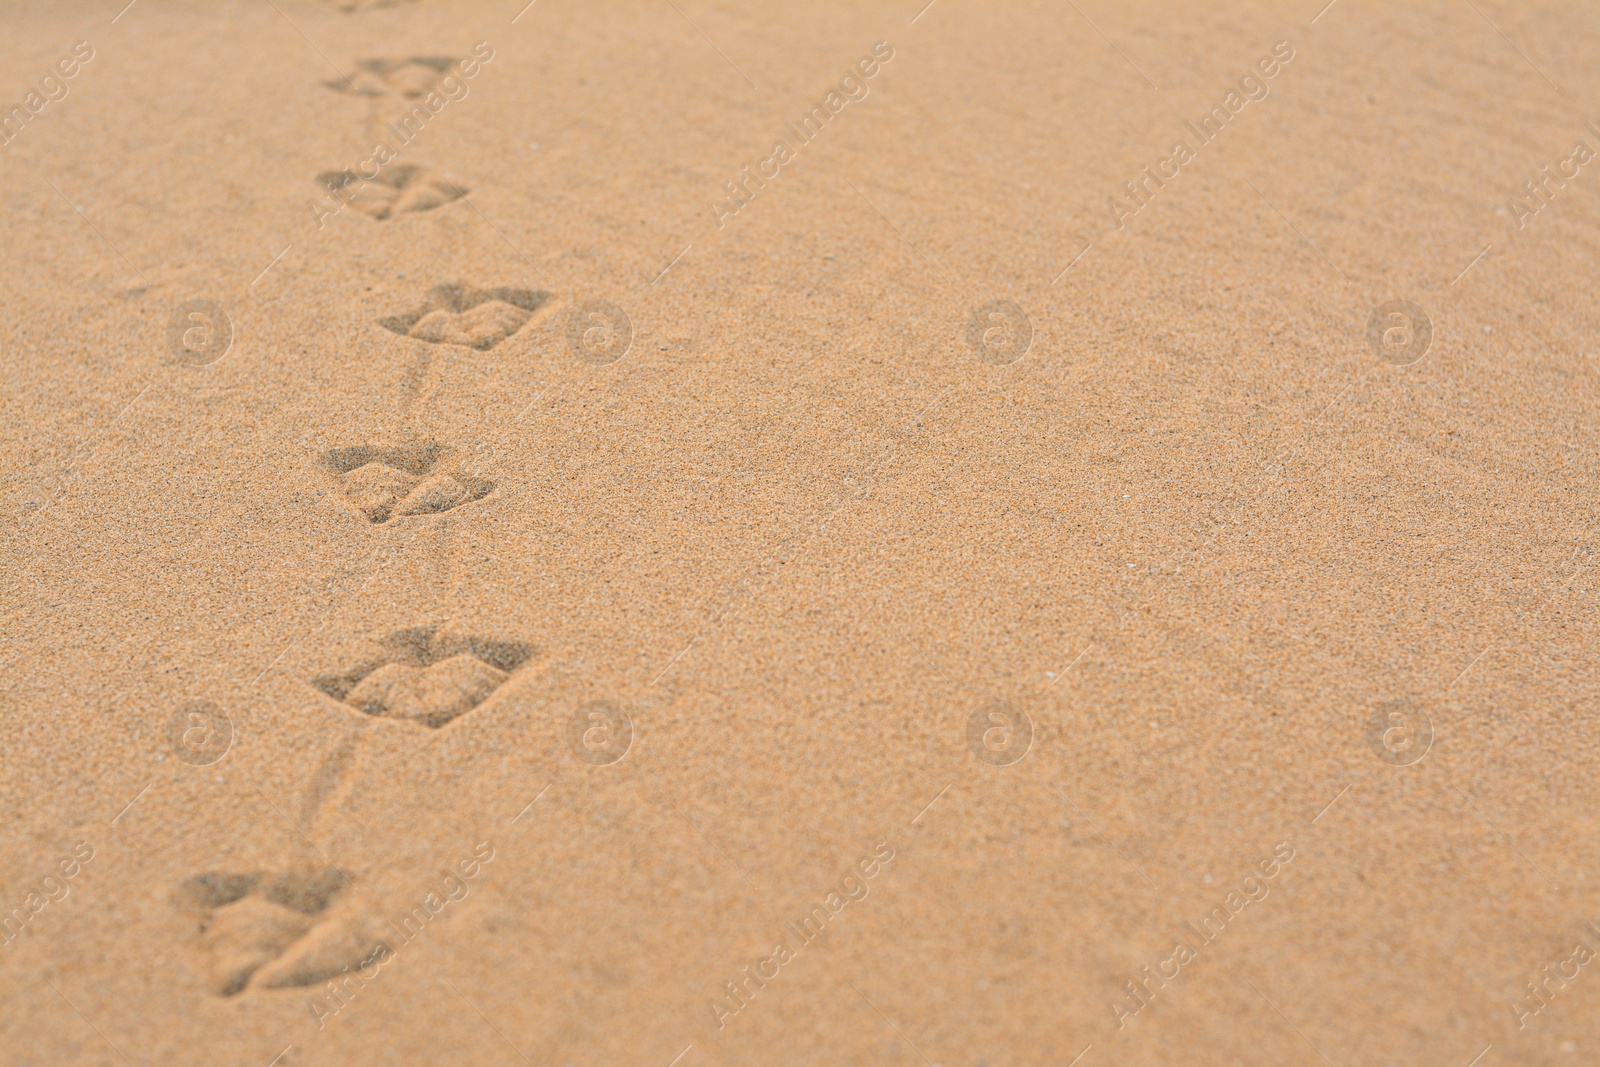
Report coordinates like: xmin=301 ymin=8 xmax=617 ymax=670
xmin=323 ymin=56 xmax=457 ymax=98
xmin=328 ymin=0 xmax=420 ymax=12
xmin=176 ymin=728 xmax=384 ymax=997
xmin=320 ymin=442 xmax=493 ymax=524
xmin=316 ymin=165 xmax=466 ymax=221
xmin=380 ymin=284 xmax=552 ymax=351
xmin=176 ymin=870 xmax=388 ymax=997
xmin=312 ymin=622 xmax=534 ymax=728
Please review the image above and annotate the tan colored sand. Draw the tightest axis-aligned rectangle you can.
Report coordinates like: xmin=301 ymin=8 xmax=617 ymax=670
xmin=3 ymin=1 xmax=1598 ymax=1065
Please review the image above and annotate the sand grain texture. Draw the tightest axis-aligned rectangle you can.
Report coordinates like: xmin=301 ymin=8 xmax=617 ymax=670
xmin=2 ymin=1 xmax=1598 ymax=1065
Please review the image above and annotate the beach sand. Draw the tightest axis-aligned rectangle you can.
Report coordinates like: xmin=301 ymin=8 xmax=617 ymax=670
xmin=2 ymin=1 xmax=1598 ymax=1064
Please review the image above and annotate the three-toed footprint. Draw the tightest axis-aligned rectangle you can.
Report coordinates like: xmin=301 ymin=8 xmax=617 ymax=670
xmin=320 ymin=442 xmax=493 ymax=524
xmin=323 ymin=56 xmax=456 ymax=98
xmin=175 ymin=869 xmax=388 ymax=997
xmin=380 ymin=284 xmax=552 ymax=350
xmin=311 ymin=621 xmax=534 ymax=728
xmin=316 ymin=165 xmax=466 ymax=221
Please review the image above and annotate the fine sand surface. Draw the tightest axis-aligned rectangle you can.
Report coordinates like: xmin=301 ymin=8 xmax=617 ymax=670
xmin=3 ymin=2 xmax=1598 ymax=1064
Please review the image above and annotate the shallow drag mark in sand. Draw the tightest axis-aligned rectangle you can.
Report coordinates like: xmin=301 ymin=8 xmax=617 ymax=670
xmin=319 ymin=442 xmax=494 ymax=524
xmin=310 ymin=621 xmax=534 ymax=729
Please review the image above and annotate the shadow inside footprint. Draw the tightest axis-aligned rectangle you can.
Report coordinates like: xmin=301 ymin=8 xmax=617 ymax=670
xmin=311 ymin=621 xmax=534 ymax=728
xmin=316 ymin=165 xmax=466 ymax=221
xmin=379 ymin=284 xmax=551 ymax=351
xmin=320 ymin=442 xmax=493 ymax=524
xmin=324 ymin=56 xmax=456 ymax=97
xmin=176 ymin=869 xmax=386 ymax=997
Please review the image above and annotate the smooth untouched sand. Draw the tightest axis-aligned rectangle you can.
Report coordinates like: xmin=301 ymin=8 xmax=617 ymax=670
xmin=2 ymin=1 xmax=1598 ymax=1065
